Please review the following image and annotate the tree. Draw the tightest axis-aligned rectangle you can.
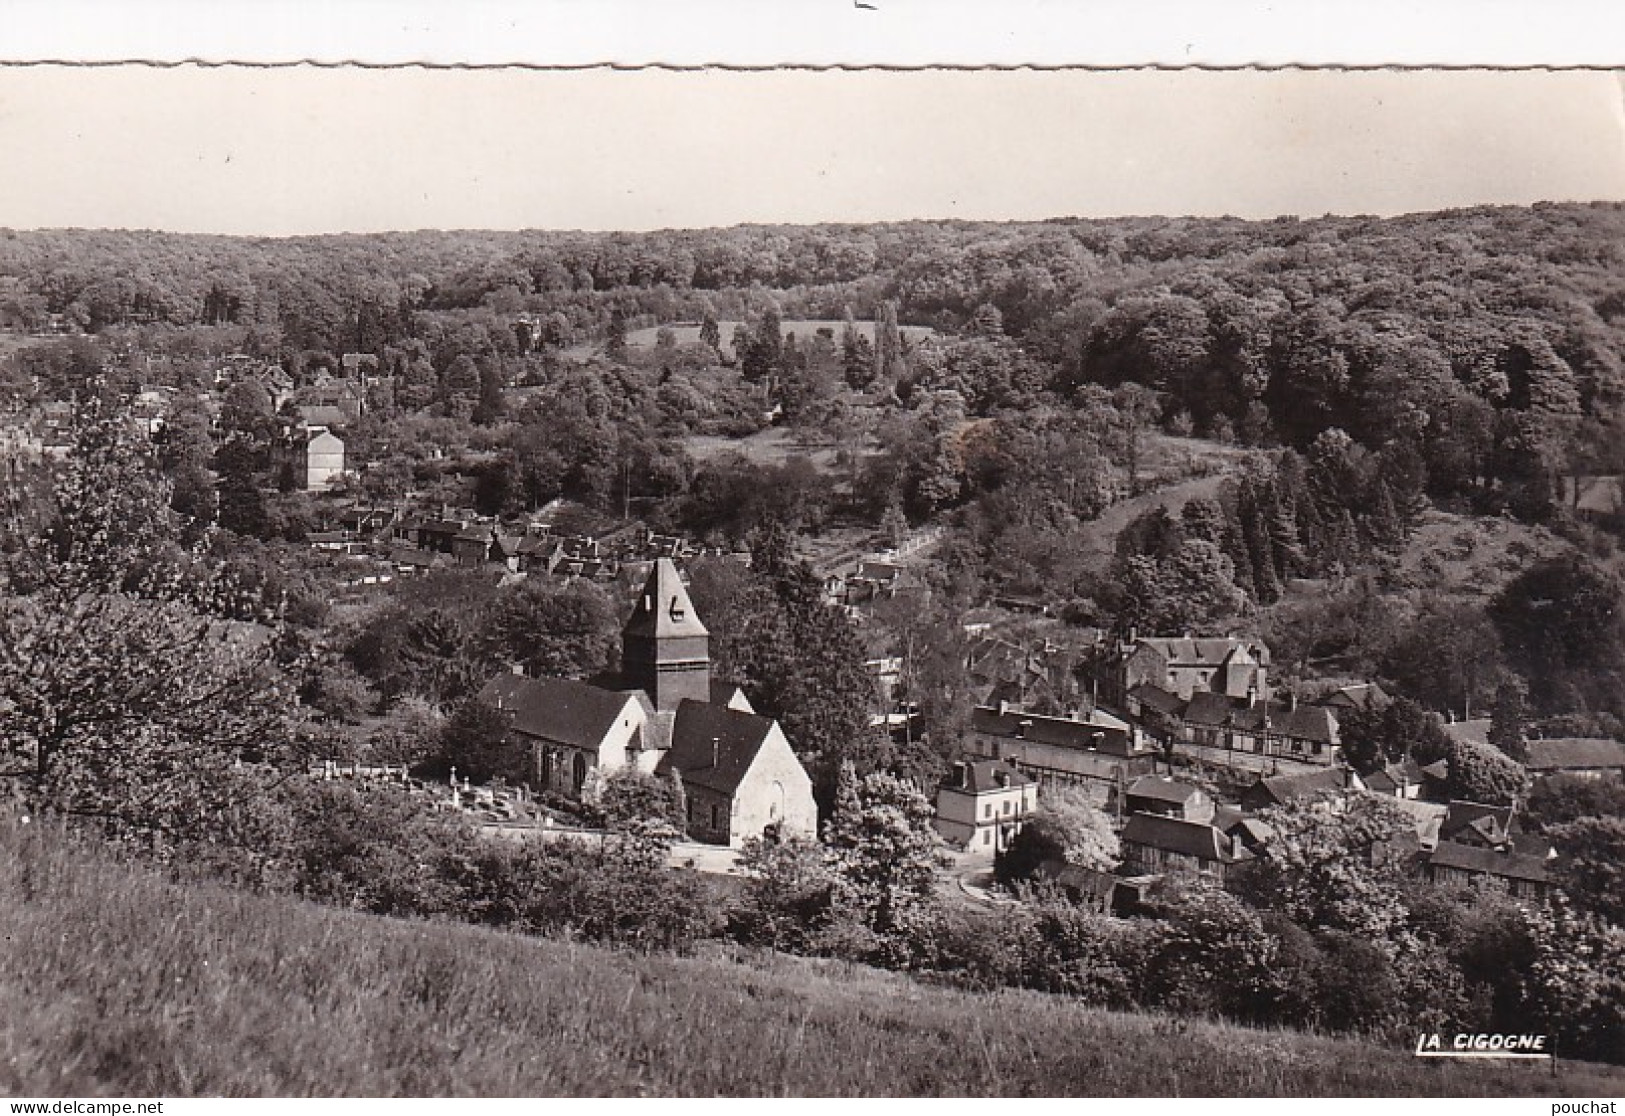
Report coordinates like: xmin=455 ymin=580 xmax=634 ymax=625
xmin=1487 ymin=680 xmax=1530 ymax=763
xmin=480 ymin=578 xmax=620 ymax=680
xmin=873 ymin=299 xmax=902 ymax=388
xmin=1446 ymin=737 xmax=1528 ymax=807
xmin=732 ymin=834 xmax=838 ymax=952
xmin=1490 ymin=556 xmax=1625 ymax=712
xmin=605 ymin=304 xmax=628 ymax=361
xmin=698 ymin=310 xmax=721 ymax=353
xmin=1 ymin=399 xmax=297 ymax=854
xmin=970 ymin=302 xmax=1004 ymax=336
xmin=823 ymin=763 xmax=945 ymax=943
xmin=592 ymin=768 xmax=686 ymax=847
xmin=1524 ymin=774 xmax=1625 ymax=834
xmin=1229 ymin=791 xmax=1415 ymax=940
xmin=427 ymin=696 xmax=524 ymax=784
xmin=1337 ymin=697 xmax=1453 ymax=775
xmin=1549 ymin=817 xmax=1625 ymax=926
xmin=996 ymin=785 xmax=1119 ymax=885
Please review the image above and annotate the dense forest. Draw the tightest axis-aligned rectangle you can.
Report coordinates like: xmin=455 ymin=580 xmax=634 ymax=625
xmin=6 ymin=206 xmax=1625 ymax=736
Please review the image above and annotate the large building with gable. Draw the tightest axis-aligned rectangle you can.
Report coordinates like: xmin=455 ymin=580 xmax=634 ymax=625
xmin=478 ymin=558 xmax=817 ymax=847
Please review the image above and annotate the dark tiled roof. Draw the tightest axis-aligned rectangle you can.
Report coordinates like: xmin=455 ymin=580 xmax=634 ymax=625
xmin=1035 ymin=859 xmax=1119 ymax=902
xmin=388 ymin=547 xmax=436 ymax=567
xmin=623 ymin=558 xmax=708 ymax=641
xmin=1319 ymin=682 xmax=1391 ymax=710
xmin=297 ymin=405 xmax=347 ymax=428
xmin=944 ymin=760 xmax=1036 ymax=795
xmin=1230 ymin=703 xmax=1339 ymax=745
xmin=708 ymin=680 xmax=751 ymax=709
xmin=1525 ymin=737 xmax=1625 ymax=772
xmin=1127 ymin=775 xmax=1203 ymax=804
xmin=969 ymin=705 xmax=1132 ymax=753
xmin=1122 ymin=813 xmax=1235 ymax=863
xmin=656 ymin=699 xmax=776 ymax=796
xmin=1440 ymin=800 xmax=1514 ymax=844
xmin=1182 ymin=691 xmax=1241 ymax=727
xmin=1130 ymin=683 xmax=1187 ymax=717
xmin=1429 ymin=841 xmax=1552 ymax=884
xmin=1442 ymin=719 xmax=1492 ymax=748
xmin=479 ymin=674 xmax=638 ymax=752
xmin=1136 ymin=637 xmax=1269 ymax=667
xmin=1244 ymin=768 xmax=1347 ymax=806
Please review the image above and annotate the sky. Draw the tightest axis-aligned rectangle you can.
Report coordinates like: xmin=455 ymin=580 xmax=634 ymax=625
xmin=0 ymin=66 xmax=1622 ymax=236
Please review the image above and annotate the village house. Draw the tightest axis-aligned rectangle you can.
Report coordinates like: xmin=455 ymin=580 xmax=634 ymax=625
xmin=1122 ymin=775 xmax=1214 ymax=822
xmin=1118 ymin=812 xmax=1259 ymax=882
xmin=965 ymin=699 xmax=1158 ymax=802
xmin=1523 ymin=737 xmax=1625 ymax=780
xmin=1357 ymin=756 xmax=1426 ymax=799
xmin=1426 ymin=842 xmax=1555 ymax=902
xmin=933 ymin=759 xmax=1039 ymax=855
xmin=1091 ymin=633 xmax=1270 ymax=707
xmin=1439 ymin=800 xmax=1516 ymax=848
xmin=1239 ymin=767 xmax=1350 ymax=811
xmin=1317 ymin=681 xmax=1392 ymax=712
xmin=294 ymin=426 xmax=344 ymax=490
xmin=1178 ymin=690 xmax=1341 ymax=767
xmin=476 ymin=558 xmax=816 ymax=847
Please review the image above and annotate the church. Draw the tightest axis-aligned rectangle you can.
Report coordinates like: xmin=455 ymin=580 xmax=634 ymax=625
xmin=478 ymin=558 xmax=818 ymax=847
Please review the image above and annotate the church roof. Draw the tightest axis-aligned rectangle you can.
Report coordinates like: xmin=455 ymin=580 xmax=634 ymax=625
xmin=478 ymin=673 xmax=637 ymax=752
xmin=622 ymin=557 xmax=708 ymax=641
xmin=656 ymin=699 xmax=776 ymax=795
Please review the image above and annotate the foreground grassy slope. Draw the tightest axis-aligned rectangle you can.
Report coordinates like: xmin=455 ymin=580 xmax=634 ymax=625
xmin=3 ymin=820 xmax=1622 ymax=1098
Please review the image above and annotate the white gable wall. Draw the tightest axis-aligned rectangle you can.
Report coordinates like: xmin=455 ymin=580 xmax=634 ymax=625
xmin=727 ymin=723 xmax=817 ymax=847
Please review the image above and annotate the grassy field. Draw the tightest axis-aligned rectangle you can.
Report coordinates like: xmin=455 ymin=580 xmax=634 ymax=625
xmin=1392 ymin=507 xmax=1573 ymax=600
xmin=1072 ymin=435 xmax=1261 ymax=574
xmin=5 ymin=817 xmax=1623 ymax=1098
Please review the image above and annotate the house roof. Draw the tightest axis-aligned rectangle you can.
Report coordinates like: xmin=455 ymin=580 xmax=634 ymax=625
xmin=944 ymin=760 xmax=1036 ymax=796
xmin=1383 ymin=795 xmax=1447 ymax=850
xmin=479 ymin=673 xmax=638 ymax=752
xmin=1130 ymin=683 xmax=1187 ymax=717
xmin=1319 ymin=682 xmax=1391 ymax=710
xmin=297 ymin=404 xmax=347 ymax=428
xmin=1429 ymin=841 xmax=1552 ymax=884
xmin=1245 ymin=768 xmax=1347 ymax=806
xmin=1440 ymin=800 xmax=1515 ymax=844
xmin=1230 ymin=702 xmax=1339 ymax=745
xmin=1121 ymin=813 xmax=1235 ymax=863
xmin=1035 ymin=859 xmax=1119 ymax=901
xmin=970 ymin=705 xmax=1136 ymax=754
xmin=1134 ymin=636 xmax=1269 ymax=667
xmin=1183 ymin=691 xmax=1241 ymax=727
xmin=1442 ymin=718 xmax=1492 ymax=748
xmin=623 ymin=558 xmax=708 ymax=641
xmin=656 ymin=699 xmax=777 ymax=796
xmin=708 ymin=680 xmax=753 ymax=712
xmin=1525 ymin=737 xmax=1625 ymax=772
xmin=1126 ymin=775 xmax=1204 ymax=804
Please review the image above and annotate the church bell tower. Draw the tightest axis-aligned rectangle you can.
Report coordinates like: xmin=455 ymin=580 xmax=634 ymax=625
xmin=621 ymin=558 xmax=711 ymax=712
